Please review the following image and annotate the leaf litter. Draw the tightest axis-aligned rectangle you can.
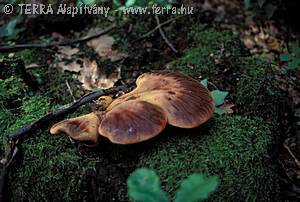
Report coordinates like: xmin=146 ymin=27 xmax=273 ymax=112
xmin=52 ymin=46 xmax=81 ymax=73
xmin=78 ymin=58 xmax=121 ymax=91
xmin=86 ymin=27 xmax=128 ymax=62
xmin=57 ymin=60 xmax=82 ymax=73
xmin=56 ymin=46 xmax=80 ymax=60
xmin=51 ymin=27 xmax=126 ymax=91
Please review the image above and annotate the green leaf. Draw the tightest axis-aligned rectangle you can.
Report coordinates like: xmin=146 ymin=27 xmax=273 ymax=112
xmin=201 ymin=79 xmax=207 ymax=87
xmin=137 ymin=0 xmax=147 ymax=6
xmin=294 ymin=108 xmax=300 ymax=118
xmin=258 ymin=0 xmax=265 ymax=8
xmin=0 ymin=0 xmax=16 ymax=9
xmin=291 ymin=44 xmax=300 ymax=58
xmin=77 ymin=0 xmax=83 ymax=7
xmin=0 ymin=17 xmax=21 ymax=38
xmin=92 ymin=88 xmax=100 ymax=92
xmin=113 ymin=0 xmax=122 ymax=7
xmin=174 ymin=174 xmax=218 ymax=202
xmin=77 ymin=0 xmax=94 ymax=7
xmin=33 ymin=73 xmax=40 ymax=77
xmin=214 ymin=107 xmax=226 ymax=115
xmin=36 ymin=78 xmax=42 ymax=84
xmin=250 ymin=7 xmax=259 ymax=18
xmin=82 ymin=0 xmax=96 ymax=6
xmin=211 ymin=90 xmax=228 ymax=106
xmin=288 ymin=59 xmax=300 ymax=69
xmin=125 ymin=0 xmax=136 ymax=7
xmin=127 ymin=168 xmax=170 ymax=202
xmin=281 ymin=68 xmax=287 ymax=75
xmin=118 ymin=6 xmax=125 ymax=11
xmin=280 ymin=53 xmax=293 ymax=61
xmin=259 ymin=52 xmax=268 ymax=59
xmin=264 ymin=3 xmax=275 ymax=19
xmin=244 ymin=0 xmax=251 ymax=7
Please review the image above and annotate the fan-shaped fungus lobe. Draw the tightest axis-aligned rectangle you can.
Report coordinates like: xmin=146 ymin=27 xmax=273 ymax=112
xmin=50 ymin=71 xmax=215 ymax=145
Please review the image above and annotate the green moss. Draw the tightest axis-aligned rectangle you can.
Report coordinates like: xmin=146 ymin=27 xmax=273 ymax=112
xmin=0 ymin=76 xmax=28 ymax=151
xmin=0 ymin=55 xmax=134 ymax=202
xmin=15 ymin=49 xmax=34 ymax=66
xmin=27 ymin=66 xmax=75 ymax=105
xmin=167 ymin=26 xmax=280 ymax=120
xmin=1 ymin=94 xmax=136 ymax=201
xmin=137 ymin=115 xmax=280 ymax=201
xmin=8 ymin=133 xmax=84 ymax=201
xmin=1 ymin=12 xmax=282 ymax=202
xmin=3 ymin=95 xmax=89 ymax=201
xmin=0 ymin=78 xmax=92 ymax=201
xmin=0 ymin=76 xmax=27 ymax=106
xmin=235 ymin=56 xmax=280 ymax=120
xmin=168 ymin=27 xmax=249 ymax=78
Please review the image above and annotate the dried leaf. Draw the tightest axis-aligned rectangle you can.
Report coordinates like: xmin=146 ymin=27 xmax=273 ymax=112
xmin=288 ymin=87 xmax=300 ymax=105
xmin=218 ymin=104 xmax=235 ymax=114
xmin=58 ymin=60 xmax=82 ymax=73
xmin=242 ymin=37 xmax=255 ymax=49
xmin=25 ymin=63 xmax=39 ymax=69
xmin=51 ymin=32 xmax=65 ymax=40
xmin=86 ymin=28 xmax=127 ymax=62
xmin=267 ymin=36 xmax=280 ymax=51
xmin=56 ymin=46 xmax=80 ymax=60
xmin=78 ymin=58 xmax=121 ymax=90
xmin=99 ymin=49 xmax=127 ymax=62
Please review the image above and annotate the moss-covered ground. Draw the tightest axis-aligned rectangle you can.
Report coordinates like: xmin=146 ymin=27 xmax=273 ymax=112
xmin=0 ymin=10 xmax=283 ymax=201
xmin=138 ymin=115 xmax=279 ymax=201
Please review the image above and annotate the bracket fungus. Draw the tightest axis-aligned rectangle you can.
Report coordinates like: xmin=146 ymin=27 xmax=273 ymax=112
xmin=50 ymin=71 xmax=215 ymax=145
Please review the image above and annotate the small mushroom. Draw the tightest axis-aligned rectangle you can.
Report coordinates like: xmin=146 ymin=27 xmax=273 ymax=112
xmin=50 ymin=112 xmax=101 ymax=146
xmin=50 ymin=71 xmax=214 ymax=145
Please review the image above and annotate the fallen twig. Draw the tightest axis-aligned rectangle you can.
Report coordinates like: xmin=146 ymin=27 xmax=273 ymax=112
xmin=65 ymin=80 xmax=76 ymax=102
xmin=283 ymin=143 xmax=300 ymax=169
xmin=0 ymin=139 xmax=18 ymax=202
xmin=7 ymin=85 xmax=126 ymax=139
xmin=207 ymin=81 xmax=219 ymax=90
xmin=155 ymin=15 xmax=178 ymax=53
xmin=134 ymin=15 xmax=184 ymax=42
xmin=0 ymin=23 xmax=116 ymax=51
xmin=0 ymin=165 xmax=7 ymax=202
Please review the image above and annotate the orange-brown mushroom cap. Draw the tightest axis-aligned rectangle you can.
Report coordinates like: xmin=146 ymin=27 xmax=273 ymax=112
xmin=99 ymin=100 xmax=167 ymax=144
xmin=50 ymin=70 xmax=214 ymax=145
xmin=106 ymin=71 xmax=215 ymax=128
xmin=50 ymin=112 xmax=101 ymax=146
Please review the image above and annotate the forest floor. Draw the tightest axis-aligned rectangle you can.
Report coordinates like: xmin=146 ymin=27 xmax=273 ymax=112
xmin=0 ymin=0 xmax=299 ymax=201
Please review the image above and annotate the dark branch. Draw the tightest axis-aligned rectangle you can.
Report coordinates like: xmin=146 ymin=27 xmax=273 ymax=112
xmin=155 ymin=15 xmax=178 ymax=53
xmin=133 ymin=15 xmax=184 ymax=42
xmin=7 ymin=85 xmax=126 ymax=139
xmin=0 ymin=23 xmax=116 ymax=51
xmin=0 ymin=165 xmax=7 ymax=202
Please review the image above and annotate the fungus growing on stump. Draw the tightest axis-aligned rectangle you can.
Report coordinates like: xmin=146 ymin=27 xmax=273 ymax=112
xmin=50 ymin=71 xmax=215 ymax=145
